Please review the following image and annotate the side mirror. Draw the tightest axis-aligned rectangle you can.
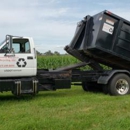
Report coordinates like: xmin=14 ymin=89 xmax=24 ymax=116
xmin=6 ymin=35 xmax=13 ymax=51
xmin=4 ymin=35 xmax=14 ymax=56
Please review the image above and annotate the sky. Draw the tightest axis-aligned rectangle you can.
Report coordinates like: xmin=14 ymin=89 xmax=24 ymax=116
xmin=0 ymin=0 xmax=130 ymax=54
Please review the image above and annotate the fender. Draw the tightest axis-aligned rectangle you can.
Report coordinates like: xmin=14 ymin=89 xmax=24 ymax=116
xmin=97 ymin=70 xmax=130 ymax=84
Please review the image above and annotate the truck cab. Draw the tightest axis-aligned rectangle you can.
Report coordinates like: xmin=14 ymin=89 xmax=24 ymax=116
xmin=0 ymin=35 xmax=37 ymax=77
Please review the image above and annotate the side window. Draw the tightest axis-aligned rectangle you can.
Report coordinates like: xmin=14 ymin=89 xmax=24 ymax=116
xmin=12 ymin=39 xmax=31 ymax=53
xmin=25 ymin=42 xmax=31 ymax=53
xmin=12 ymin=43 xmax=20 ymax=53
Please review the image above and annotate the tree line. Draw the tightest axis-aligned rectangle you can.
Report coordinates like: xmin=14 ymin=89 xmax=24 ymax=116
xmin=37 ymin=50 xmax=63 ymax=56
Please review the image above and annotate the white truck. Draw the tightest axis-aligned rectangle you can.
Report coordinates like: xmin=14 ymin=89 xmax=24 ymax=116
xmin=0 ymin=35 xmax=72 ymax=96
xmin=0 ymin=35 xmax=37 ymax=77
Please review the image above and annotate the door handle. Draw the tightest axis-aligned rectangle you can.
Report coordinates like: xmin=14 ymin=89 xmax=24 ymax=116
xmin=27 ymin=56 xmax=33 ymax=59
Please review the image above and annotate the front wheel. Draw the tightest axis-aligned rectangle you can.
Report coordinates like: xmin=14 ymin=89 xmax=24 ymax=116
xmin=108 ymin=74 xmax=130 ymax=96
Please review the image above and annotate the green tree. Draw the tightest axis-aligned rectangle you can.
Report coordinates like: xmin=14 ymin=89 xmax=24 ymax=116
xmin=44 ymin=50 xmax=53 ymax=56
xmin=54 ymin=51 xmax=60 ymax=55
xmin=36 ymin=50 xmax=42 ymax=55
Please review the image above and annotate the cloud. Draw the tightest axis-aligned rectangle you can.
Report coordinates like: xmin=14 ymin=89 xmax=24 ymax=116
xmin=0 ymin=0 xmax=130 ymax=54
xmin=41 ymin=8 xmax=69 ymax=18
xmin=0 ymin=0 xmax=78 ymax=54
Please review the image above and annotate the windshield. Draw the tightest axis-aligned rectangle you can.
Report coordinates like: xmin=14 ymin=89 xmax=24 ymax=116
xmin=0 ymin=39 xmax=9 ymax=53
xmin=0 ymin=39 xmax=6 ymax=46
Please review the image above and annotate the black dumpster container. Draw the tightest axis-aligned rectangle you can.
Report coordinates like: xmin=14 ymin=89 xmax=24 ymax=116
xmin=65 ymin=10 xmax=130 ymax=70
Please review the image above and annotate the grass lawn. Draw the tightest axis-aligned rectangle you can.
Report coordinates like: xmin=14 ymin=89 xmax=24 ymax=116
xmin=0 ymin=86 xmax=130 ymax=130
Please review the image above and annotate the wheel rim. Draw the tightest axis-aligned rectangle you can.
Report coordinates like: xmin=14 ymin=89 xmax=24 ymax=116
xmin=115 ymin=79 xmax=129 ymax=95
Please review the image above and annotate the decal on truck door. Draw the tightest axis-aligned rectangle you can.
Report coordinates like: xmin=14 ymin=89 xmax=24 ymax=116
xmin=0 ymin=57 xmax=18 ymax=68
xmin=16 ymin=58 xmax=27 ymax=67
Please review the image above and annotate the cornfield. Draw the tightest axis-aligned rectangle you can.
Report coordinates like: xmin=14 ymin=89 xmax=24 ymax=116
xmin=37 ymin=55 xmax=83 ymax=69
xmin=37 ymin=55 xmax=110 ymax=70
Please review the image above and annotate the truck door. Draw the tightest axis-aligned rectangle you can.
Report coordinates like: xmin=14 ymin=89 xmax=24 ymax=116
xmin=0 ymin=37 xmax=37 ymax=77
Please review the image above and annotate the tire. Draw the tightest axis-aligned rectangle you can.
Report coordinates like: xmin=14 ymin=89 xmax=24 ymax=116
xmin=108 ymin=74 xmax=130 ymax=96
xmin=82 ymin=82 xmax=90 ymax=91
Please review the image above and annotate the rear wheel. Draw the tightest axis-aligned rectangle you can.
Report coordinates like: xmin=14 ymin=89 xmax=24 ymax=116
xmin=108 ymin=74 xmax=130 ymax=96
